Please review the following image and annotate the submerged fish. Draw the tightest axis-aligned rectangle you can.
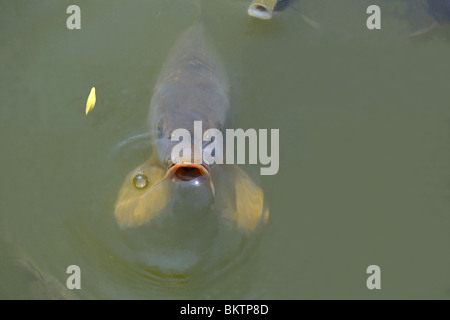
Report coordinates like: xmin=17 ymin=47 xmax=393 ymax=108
xmin=410 ymin=0 xmax=450 ymax=37
xmin=16 ymin=258 xmax=77 ymax=300
xmin=1 ymin=239 xmax=76 ymax=299
xmin=425 ymin=0 xmax=450 ymax=23
xmin=114 ymin=24 xmax=268 ymax=275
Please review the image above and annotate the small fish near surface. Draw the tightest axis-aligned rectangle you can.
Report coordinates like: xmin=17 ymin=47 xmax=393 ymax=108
xmin=247 ymin=0 xmax=284 ymax=20
xmin=247 ymin=0 xmax=320 ymax=28
xmin=114 ymin=23 xmax=268 ymax=277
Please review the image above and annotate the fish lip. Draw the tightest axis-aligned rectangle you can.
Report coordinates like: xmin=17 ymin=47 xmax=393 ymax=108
xmin=161 ymin=161 xmax=215 ymax=195
xmin=166 ymin=162 xmax=210 ymax=180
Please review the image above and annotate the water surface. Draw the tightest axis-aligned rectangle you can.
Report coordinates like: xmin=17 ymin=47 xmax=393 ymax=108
xmin=1 ymin=0 xmax=450 ymax=299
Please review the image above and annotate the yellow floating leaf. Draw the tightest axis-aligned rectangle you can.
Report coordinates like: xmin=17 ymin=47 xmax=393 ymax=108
xmin=86 ymin=87 xmax=96 ymax=115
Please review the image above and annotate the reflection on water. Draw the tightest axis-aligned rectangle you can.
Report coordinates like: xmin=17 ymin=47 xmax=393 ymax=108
xmin=1 ymin=0 xmax=450 ymax=299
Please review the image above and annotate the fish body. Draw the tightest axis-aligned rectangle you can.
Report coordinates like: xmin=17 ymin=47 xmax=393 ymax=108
xmin=114 ymin=24 xmax=268 ymax=275
xmin=274 ymin=0 xmax=292 ymax=11
xmin=149 ymin=24 xmax=229 ymax=149
xmin=1 ymin=239 xmax=77 ymax=299
xmin=425 ymin=0 xmax=450 ymax=23
xmin=149 ymin=24 xmax=229 ymax=193
xmin=17 ymin=258 xmax=77 ymax=300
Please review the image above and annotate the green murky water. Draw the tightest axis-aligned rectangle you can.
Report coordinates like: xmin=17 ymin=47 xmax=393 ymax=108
xmin=1 ymin=0 xmax=450 ymax=299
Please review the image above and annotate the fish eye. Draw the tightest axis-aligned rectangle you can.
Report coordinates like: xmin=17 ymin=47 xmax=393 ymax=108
xmin=216 ymin=121 xmax=223 ymax=133
xmin=157 ymin=121 xmax=163 ymax=138
xmin=132 ymin=172 xmax=149 ymax=189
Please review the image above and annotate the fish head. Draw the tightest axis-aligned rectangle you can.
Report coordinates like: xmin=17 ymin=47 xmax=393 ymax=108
xmin=152 ymin=110 xmax=226 ymax=194
xmin=247 ymin=0 xmax=276 ymax=20
xmin=114 ymin=115 xmax=268 ymax=276
xmin=113 ymin=159 xmax=269 ymax=276
xmin=113 ymin=158 xmax=220 ymax=276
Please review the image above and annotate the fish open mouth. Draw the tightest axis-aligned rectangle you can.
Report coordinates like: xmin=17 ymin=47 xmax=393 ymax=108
xmin=248 ymin=4 xmax=273 ymax=20
xmin=173 ymin=166 xmax=204 ymax=181
xmin=161 ymin=161 xmax=215 ymax=195
xmin=168 ymin=163 xmax=209 ymax=181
